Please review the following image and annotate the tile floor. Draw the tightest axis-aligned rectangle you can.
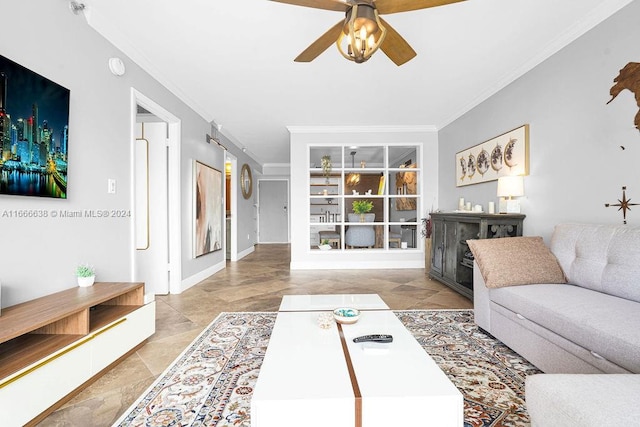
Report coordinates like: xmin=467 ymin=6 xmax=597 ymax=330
xmin=39 ymin=244 xmax=472 ymax=426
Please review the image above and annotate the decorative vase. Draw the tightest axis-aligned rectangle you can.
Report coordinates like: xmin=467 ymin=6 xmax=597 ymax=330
xmin=77 ymin=275 xmax=95 ymax=287
xmin=425 ymin=238 xmax=432 ymax=271
xmin=348 ymin=213 xmax=374 ymax=223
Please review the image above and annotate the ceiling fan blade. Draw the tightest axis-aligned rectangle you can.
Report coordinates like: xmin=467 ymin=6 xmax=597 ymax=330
xmin=270 ymin=0 xmax=349 ymax=12
xmin=379 ymin=17 xmax=416 ymax=66
xmin=294 ymin=21 xmax=345 ymax=62
xmin=375 ymin=0 xmax=465 ymax=15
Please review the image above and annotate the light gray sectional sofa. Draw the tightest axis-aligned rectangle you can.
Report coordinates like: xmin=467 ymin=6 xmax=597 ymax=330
xmin=469 ymin=223 xmax=640 ymax=426
xmin=525 ymin=373 xmax=640 ymax=426
xmin=472 ymin=223 xmax=640 ymax=374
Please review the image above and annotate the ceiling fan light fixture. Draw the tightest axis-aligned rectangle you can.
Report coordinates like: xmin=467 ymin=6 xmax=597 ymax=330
xmin=337 ymin=3 xmax=386 ymax=64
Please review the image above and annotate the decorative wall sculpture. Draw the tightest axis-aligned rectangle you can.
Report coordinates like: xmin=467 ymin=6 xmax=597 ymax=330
xmin=605 ymin=186 xmax=638 ymax=224
xmin=608 ymin=62 xmax=640 ymax=132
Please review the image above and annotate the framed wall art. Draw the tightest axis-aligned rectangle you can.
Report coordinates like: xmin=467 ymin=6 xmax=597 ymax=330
xmin=0 ymin=54 xmax=70 ymax=198
xmin=456 ymin=124 xmax=529 ymax=187
xmin=193 ymin=160 xmax=222 ymax=257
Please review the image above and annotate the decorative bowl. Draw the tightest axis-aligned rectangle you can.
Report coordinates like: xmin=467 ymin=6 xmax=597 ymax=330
xmin=318 ymin=244 xmax=332 ymax=251
xmin=333 ymin=307 xmax=361 ymax=324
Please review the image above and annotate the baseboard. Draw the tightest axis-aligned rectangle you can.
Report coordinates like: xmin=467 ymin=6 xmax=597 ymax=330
xmin=236 ymin=245 xmax=255 ymax=261
xmin=180 ymin=260 xmax=226 ymax=292
xmin=291 ymin=259 xmax=425 ymax=269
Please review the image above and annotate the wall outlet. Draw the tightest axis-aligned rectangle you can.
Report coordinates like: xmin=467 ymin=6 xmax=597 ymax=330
xmin=108 ymin=179 xmax=116 ymax=194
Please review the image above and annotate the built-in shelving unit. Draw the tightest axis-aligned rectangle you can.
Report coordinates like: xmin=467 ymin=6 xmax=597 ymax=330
xmin=308 ymin=145 xmax=420 ymax=251
xmin=0 ymin=282 xmax=154 ymax=426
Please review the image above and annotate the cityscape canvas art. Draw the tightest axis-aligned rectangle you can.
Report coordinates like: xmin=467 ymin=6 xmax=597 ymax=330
xmin=0 ymin=54 xmax=70 ymax=198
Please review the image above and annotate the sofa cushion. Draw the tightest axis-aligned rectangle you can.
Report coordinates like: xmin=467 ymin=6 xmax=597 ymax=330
xmin=490 ymin=284 xmax=640 ymax=373
xmin=550 ymin=223 xmax=640 ymax=303
xmin=467 ymin=236 xmax=566 ymax=288
xmin=526 ymin=374 xmax=640 ymax=427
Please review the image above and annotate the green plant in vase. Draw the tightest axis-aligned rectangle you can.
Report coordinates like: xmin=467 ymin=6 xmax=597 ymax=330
xmin=352 ymin=199 xmax=373 ymax=222
xmin=319 ymin=238 xmax=332 ymax=250
xmin=75 ymin=263 xmax=96 ymax=287
xmin=76 ymin=263 xmax=95 ymax=277
xmin=321 ymin=155 xmax=332 ymax=183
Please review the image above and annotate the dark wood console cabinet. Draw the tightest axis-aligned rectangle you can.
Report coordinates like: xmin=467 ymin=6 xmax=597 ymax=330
xmin=429 ymin=212 xmax=525 ymax=299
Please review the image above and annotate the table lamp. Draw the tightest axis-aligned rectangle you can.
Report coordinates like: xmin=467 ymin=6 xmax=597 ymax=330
xmin=497 ymin=176 xmax=524 ymax=213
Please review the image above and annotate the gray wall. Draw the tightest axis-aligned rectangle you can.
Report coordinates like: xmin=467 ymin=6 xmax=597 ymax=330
xmin=438 ymin=1 xmax=640 ymax=240
xmin=0 ymin=1 xmax=219 ymax=306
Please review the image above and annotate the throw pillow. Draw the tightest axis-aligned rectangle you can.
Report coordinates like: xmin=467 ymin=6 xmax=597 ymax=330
xmin=467 ymin=236 xmax=567 ymax=288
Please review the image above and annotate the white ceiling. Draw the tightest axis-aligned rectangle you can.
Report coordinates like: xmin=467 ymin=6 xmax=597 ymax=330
xmin=83 ymin=0 xmax=633 ymax=165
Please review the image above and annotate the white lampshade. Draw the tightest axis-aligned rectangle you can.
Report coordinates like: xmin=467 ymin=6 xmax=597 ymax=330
xmin=497 ymin=176 xmax=524 ymax=198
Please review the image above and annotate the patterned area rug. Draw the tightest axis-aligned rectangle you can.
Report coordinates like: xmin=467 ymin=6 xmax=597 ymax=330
xmin=115 ymin=310 xmax=540 ymax=427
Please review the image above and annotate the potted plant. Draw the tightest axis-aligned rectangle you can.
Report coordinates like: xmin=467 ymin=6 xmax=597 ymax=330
xmin=318 ymin=239 xmax=332 ymax=250
xmin=321 ymin=155 xmax=332 ymax=183
xmin=76 ymin=263 xmax=96 ymax=287
xmin=352 ymin=200 xmax=374 ymax=222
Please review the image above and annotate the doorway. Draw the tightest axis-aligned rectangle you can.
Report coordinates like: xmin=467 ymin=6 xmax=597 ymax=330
xmin=258 ymin=179 xmax=289 ymax=243
xmin=134 ymin=120 xmax=168 ymax=294
xmin=131 ymin=89 xmax=182 ymax=295
xmin=225 ymin=153 xmax=238 ymax=261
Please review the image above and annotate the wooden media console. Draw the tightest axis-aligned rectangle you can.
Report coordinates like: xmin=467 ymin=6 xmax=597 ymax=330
xmin=0 ymin=282 xmax=155 ymax=426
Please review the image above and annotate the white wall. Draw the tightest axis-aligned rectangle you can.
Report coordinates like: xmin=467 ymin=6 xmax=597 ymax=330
xmin=438 ymin=0 xmax=640 ymax=241
xmin=289 ymin=126 xmax=438 ymax=269
xmin=0 ymin=1 xmax=218 ymax=306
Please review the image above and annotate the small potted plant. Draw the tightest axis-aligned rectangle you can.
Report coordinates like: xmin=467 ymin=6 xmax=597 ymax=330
xmin=318 ymin=239 xmax=332 ymax=250
xmin=76 ymin=263 xmax=96 ymax=287
xmin=352 ymin=200 xmax=374 ymax=222
xmin=321 ymin=155 xmax=332 ymax=183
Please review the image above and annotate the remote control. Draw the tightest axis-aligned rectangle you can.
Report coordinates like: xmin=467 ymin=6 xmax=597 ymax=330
xmin=353 ymin=334 xmax=393 ymax=343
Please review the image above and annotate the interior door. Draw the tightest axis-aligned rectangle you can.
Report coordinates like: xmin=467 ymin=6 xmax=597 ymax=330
xmin=258 ymin=180 xmax=289 ymax=243
xmin=134 ymin=121 xmax=169 ymax=294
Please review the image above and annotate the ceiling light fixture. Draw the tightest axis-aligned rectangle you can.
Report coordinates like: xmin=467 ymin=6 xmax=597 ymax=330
xmin=336 ymin=2 xmax=387 ymax=64
xmin=69 ymin=1 xmax=86 ymax=15
xmin=346 ymin=151 xmax=361 ymax=186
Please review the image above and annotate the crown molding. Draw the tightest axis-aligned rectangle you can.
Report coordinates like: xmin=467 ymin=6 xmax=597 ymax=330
xmin=438 ymin=0 xmax=634 ymax=129
xmin=286 ymin=125 xmax=438 ymax=134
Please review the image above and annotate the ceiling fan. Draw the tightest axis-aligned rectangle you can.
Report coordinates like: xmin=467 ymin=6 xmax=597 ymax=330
xmin=270 ymin=0 xmax=465 ymax=66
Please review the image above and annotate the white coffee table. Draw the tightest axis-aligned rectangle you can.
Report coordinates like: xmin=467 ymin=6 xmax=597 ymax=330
xmin=251 ymin=294 xmax=463 ymax=427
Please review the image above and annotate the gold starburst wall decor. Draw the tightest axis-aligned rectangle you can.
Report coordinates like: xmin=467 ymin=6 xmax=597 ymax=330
xmin=605 ymin=186 xmax=639 ymax=224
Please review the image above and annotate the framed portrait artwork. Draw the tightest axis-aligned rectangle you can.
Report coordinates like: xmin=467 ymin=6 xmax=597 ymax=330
xmin=456 ymin=124 xmax=529 ymax=187
xmin=193 ymin=160 xmax=222 ymax=257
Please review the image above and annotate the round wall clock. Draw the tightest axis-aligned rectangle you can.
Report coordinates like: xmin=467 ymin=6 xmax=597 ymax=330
xmin=241 ymin=164 xmax=253 ymax=199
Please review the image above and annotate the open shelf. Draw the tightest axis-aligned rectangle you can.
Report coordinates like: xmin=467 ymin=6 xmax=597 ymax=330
xmin=0 ymin=282 xmax=144 ymax=382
